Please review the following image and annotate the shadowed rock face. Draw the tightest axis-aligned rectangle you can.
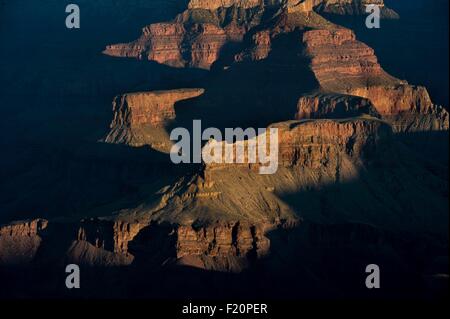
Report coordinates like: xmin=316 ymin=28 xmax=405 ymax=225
xmin=296 ymin=93 xmax=381 ymax=119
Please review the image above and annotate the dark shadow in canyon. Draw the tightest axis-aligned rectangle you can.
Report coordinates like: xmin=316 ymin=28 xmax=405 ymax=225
xmin=0 ymin=129 xmax=448 ymax=299
xmin=0 ymin=140 xmax=198 ymax=224
xmin=170 ymin=30 xmax=320 ymax=141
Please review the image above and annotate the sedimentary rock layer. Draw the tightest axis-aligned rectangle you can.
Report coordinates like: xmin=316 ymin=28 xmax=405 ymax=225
xmin=109 ymin=89 xmax=204 ymax=128
xmin=295 ymin=93 xmax=380 ymax=119
xmin=104 ymin=22 xmax=231 ymax=69
xmin=104 ymin=88 xmax=204 ymax=149
xmin=274 ymin=118 xmax=390 ymax=167
xmin=202 ymin=117 xmax=390 ymax=183
xmin=0 ymin=218 xmax=273 ymax=272
xmin=302 ymin=28 xmax=449 ymax=131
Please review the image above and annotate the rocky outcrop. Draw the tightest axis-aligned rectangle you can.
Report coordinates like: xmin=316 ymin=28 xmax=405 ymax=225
xmin=177 ymin=222 xmax=271 ymax=258
xmin=103 ymin=0 xmax=279 ymax=69
xmin=296 ymin=93 xmax=380 ymax=119
xmin=104 ymin=88 xmax=204 ymax=150
xmin=108 ymin=89 xmax=204 ymax=128
xmin=274 ymin=118 xmax=391 ymax=167
xmin=313 ymin=0 xmax=399 ymax=18
xmin=188 ymin=0 xmax=268 ymax=10
xmin=104 ymin=22 xmax=232 ymax=69
xmin=234 ymin=30 xmax=272 ymax=62
xmin=303 ymin=28 xmax=400 ymax=90
xmin=0 ymin=219 xmax=47 ymax=265
xmin=302 ymin=28 xmax=449 ymax=132
xmin=76 ymin=219 xmax=144 ymax=254
xmin=0 ymin=217 xmax=274 ymax=272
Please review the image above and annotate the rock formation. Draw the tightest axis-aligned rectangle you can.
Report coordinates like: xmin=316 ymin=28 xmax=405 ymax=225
xmin=301 ymin=28 xmax=449 ymax=131
xmin=296 ymin=93 xmax=380 ymax=119
xmin=104 ymin=89 xmax=204 ymax=151
xmin=104 ymin=22 xmax=231 ymax=69
xmin=312 ymin=0 xmax=399 ymax=18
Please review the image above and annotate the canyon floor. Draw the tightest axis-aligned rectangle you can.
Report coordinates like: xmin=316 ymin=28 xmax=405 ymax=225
xmin=0 ymin=0 xmax=448 ymax=299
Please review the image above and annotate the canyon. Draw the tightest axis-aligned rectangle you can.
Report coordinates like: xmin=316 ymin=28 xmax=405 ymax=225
xmin=0 ymin=0 xmax=448 ymax=299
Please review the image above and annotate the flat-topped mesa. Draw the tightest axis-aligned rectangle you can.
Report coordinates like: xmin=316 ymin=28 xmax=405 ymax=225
xmin=302 ymin=28 xmax=449 ymax=131
xmin=188 ymin=0 xmax=278 ymax=10
xmin=274 ymin=118 xmax=391 ymax=167
xmin=314 ymin=0 xmax=399 ymax=18
xmin=104 ymin=89 xmax=204 ymax=149
xmin=296 ymin=93 xmax=381 ymax=119
xmin=287 ymin=0 xmax=398 ymax=18
xmin=111 ymin=89 xmax=204 ymax=128
xmin=204 ymin=118 xmax=390 ymax=172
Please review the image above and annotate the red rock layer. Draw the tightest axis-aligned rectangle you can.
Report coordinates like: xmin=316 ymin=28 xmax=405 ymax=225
xmin=104 ymin=88 xmax=204 ymax=149
xmin=302 ymin=28 xmax=449 ymax=131
xmin=303 ymin=28 xmax=400 ymax=91
xmin=204 ymin=118 xmax=390 ymax=171
xmin=274 ymin=119 xmax=390 ymax=168
xmin=177 ymin=222 xmax=270 ymax=258
xmin=188 ymin=0 xmax=265 ymax=10
xmin=109 ymin=89 xmax=204 ymax=128
xmin=296 ymin=93 xmax=380 ymax=119
xmin=104 ymin=22 xmax=239 ymax=69
xmin=0 ymin=218 xmax=273 ymax=271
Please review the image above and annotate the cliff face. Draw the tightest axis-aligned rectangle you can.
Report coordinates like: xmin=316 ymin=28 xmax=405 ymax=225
xmin=275 ymin=119 xmax=390 ymax=167
xmin=0 ymin=116 xmax=392 ymax=270
xmin=104 ymin=89 xmax=204 ymax=150
xmin=188 ymin=0 xmax=269 ymax=10
xmin=108 ymin=89 xmax=204 ymax=128
xmin=296 ymin=93 xmax=380 ymax=119
xmin=104 ymin=23 xmax=232 ymax=69
xmin=0 ymin=218 xmax=272 ymax=272
xmin=103 ymin=1 xmax=269 ymax=70
xmin=302 ymin=28 xmax=449 ymax=132
xmin=302 ymin=28 xmax=400 ymax=90
xmin=177 ymin=222 xmax=270 ymax=259
xmin=0 ymin=219 xmax=47 ymax=265
xmin=313 ymin=0 xmax=399 ymax=18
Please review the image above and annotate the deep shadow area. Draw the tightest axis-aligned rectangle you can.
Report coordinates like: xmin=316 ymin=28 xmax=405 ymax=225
xmin=0 ymin=0 xmax=207 ymax=223
xmin=0 ymin=216 xmax=447 ymax=299
xmin=171 ymin=30 xmax=319 ymax=138
xmin=0 ymin=128 xmax=448 ymax=299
